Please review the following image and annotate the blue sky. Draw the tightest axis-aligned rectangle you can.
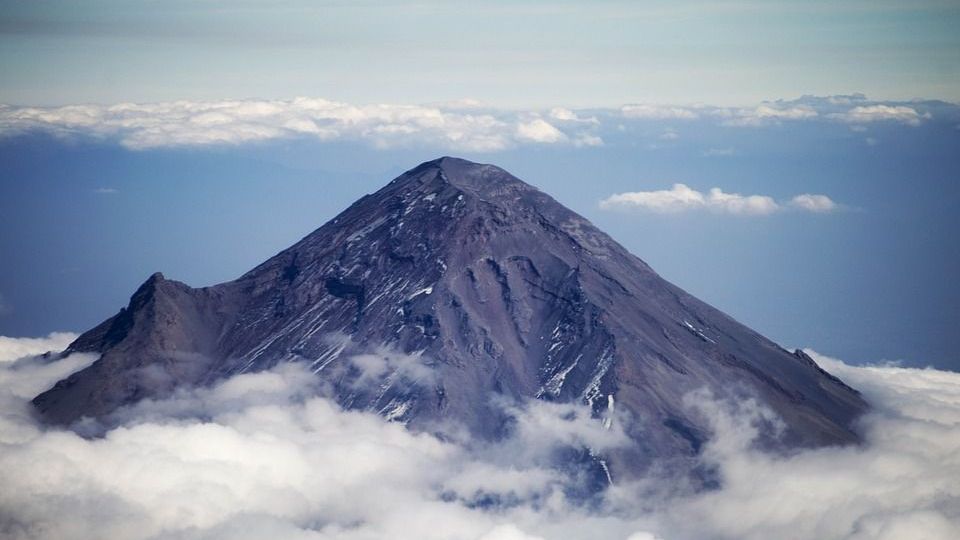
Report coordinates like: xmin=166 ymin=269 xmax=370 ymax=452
xmin=0 ymin=2 xmax=958 ymax=370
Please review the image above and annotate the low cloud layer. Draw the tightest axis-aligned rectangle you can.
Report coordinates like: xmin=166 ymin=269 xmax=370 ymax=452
xmin=829 ymin=105 xmax=931 ymax=126
xmin=0 ymin=95 xmax=943 ymax=152
xmin=599 ymin=184 xmax=839 ymax=215
xmin=0 ymin=335 xmax=958 ymax=540
xmin=0 ymin=99 xmax=601 ymax=152
xmin=0 ymin=332 xmax=77 ymax=363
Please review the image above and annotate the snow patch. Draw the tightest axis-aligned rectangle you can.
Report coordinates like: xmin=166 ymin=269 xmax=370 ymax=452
xmin=380 ymin=398 xmax=412 ymax=423
xmin=682 ymin=320 xmax=716 ymax=344
xmin=602 ymin=394 xmax=615 ymax=430
xmin=539 ymin=354 xmax=582 ymax=398
xmin=408 ymin=286 xmax=434 ymax=300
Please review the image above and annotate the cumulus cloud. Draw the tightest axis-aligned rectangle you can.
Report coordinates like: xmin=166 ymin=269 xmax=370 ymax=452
xmin=546 ymin=109 xmax=602 ymax=145
xmin=789 ymin=193 xmax=838 ymax=213
xmin=829 ymin=105 xmax=930 ymax=126
xmin=1 ymin=335 xmax=958 ymax=540
xmin=515 ymin=119 xmax=567 ymax=144
xmin=621 ymin=104 xmax=698 ymax=120
xmin=0 ymin=98 xmax=606 ymax=152
xmin=599 ymin=184 xmax=839 ymax=216
xmin=720 ymin=104 xmax=818 ymax=126
xmin=548 ymin=108 xmax=598 ymax=124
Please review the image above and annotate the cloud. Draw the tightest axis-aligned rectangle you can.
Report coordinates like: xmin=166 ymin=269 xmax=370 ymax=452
xmin=348 ymin=347 xmax=437 ymax=388
xmin=621 ymin=104 xmax=698 ymax=120
xmin=0 ymin=335 xmax=959 ymax=539
xmin=0 ymin=96 xmax=946 ymax=151
xmin=515 ymin=118 xmax=567 ymax=144
xmin=93 ymin=187 xmax=119 ymax=194
xmin=830 ymin=105 xmax=930 ymax=126
xmin=0 ymin=98 xmax=613 ymax=153
xmin=0 ymin=332 xmax=77 ymax=363
xmin=548 ymin=108 xmax=597 ymax=124
xmin=599 ymin=184 xmax=839 ymax=216
xmin=0 ymin=345 xmax=629 ymax=540
xmin=789 ymin=193 xmax=838 ymax=213
xmin=721 ymin=104 xmax=818 ymax=126
xmin=652 ymin=349 xmax=960 ymax=540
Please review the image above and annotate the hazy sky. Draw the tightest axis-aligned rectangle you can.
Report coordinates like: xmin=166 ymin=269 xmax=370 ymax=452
xmin=1 ymin=0 xmax=959 ymax=106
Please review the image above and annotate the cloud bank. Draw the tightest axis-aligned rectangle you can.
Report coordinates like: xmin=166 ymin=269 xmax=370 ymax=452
xmin=599 ymin=184 xmax=839 ymax=215
xmin=1 ymin=334 xmax=959 ymax=540
xmin=0 ymin=332 xmax=77 ymax=363
xmin=0 ymin=95 xmax=943 ymax=152
xmin=0 ymin=99 xmax=601 ymax=152
xmin=829 ymin=105 xmax=931 ymax=126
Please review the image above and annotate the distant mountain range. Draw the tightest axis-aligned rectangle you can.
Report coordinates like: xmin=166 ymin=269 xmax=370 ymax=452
xmin=34 ymin=157 xmax=867 ymax=484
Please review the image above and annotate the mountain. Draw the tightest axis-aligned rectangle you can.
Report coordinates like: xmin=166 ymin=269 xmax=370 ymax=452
xmin=33 ymin=157 xmax=866 ymax=482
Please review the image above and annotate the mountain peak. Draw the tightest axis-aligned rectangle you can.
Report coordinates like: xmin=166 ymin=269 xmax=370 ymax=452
xmin=395 ymin=156 xmax=538 ymax=201
xmin=34 ymin=158 xmax=867 ymax=485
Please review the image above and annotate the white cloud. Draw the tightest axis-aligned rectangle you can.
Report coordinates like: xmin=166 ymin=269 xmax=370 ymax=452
xmin=0 ymin=98 xmax=598 ymax=152
xmin=600 ymin=184 xmax=838 ymax=216
xmin=0 ymin=332 xmax=77 ymax=363
xmin=0 ymin=347 xmax=632 ymax=540
xmin=515 ymin=118 xmax=567 ymax=144
xmin=549 ymin=107 xmax=579 ymax=121
xmin=0 ymin=97 xmax=942 ymax=151
xmin=600 ymin=184 xmax=708 ymax=213
xmin=707 ymin=187 xmax=780 ymax=215
xmin=548 ymin=108 xmax=597 ymax=124
xmin=621 ymin=104 xmax=698 ymax=120
xmin=1 ymin=335 xmax=959 ymax=540
xmin=651 ymin=349 xmax=960 ymax=540
xmin=348 ymin=347 xmax=437 ymax=388
xmin=830 ymin=105 xmax=929 ymax=126
xmin=789 ymin=193 xmax=838 ymax=213
xmin=722 ymin=104 xmax=818 ymax=126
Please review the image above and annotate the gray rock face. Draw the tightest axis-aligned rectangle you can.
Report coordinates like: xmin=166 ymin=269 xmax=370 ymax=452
xmin=33 ymin=157 xmax=867 ymax=480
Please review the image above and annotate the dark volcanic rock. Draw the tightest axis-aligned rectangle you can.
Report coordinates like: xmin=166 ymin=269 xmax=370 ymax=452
xmin=33 ymin=156 xmax=867 ymax=480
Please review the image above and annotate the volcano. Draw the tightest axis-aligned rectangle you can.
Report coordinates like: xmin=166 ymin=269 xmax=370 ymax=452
xmin=33 ymin=157 xmax=866 ymax=481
